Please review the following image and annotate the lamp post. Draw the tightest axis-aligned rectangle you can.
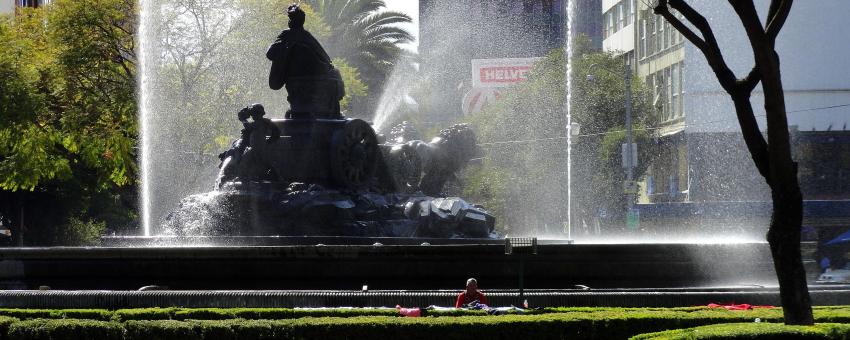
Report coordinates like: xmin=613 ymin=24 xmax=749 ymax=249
xmin=587 ymin=55 xmax=636 ymax=227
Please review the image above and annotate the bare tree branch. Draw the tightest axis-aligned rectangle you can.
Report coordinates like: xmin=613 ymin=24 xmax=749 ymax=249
xmin=652 ymin=1 xmax=707 ymax=51
xmin=654 ymin=0 xmax=738 ymax=93
xmin=765 ymin=0 xmax=793 ymax=44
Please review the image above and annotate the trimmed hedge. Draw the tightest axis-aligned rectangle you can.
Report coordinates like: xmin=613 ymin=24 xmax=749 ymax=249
xmin=631 ymin=322 xmax=850 ymax=339
xmin=0 ymin=316 xmax=17 ymax=340
xmin=0 ymin=307 xmax=850 ymax=339
xmin=7 ymin=319 xmax=123 ymax=340
xmin=112 ymin=308 xmax=176 ymax=322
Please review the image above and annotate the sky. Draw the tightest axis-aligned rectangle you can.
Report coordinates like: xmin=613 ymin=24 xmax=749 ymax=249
xmin=383 ymin=0 xmax=419 ymax=52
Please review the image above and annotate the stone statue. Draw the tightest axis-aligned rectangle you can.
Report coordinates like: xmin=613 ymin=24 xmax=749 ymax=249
xmin=383 ymin=123 xmax=481 ymax=196
xmin=163 ymin=8 xmax=495 ymax=239
xmin=266 ymin=4 xmax=345 ymax=119
xmin=215 ymin=104 xmax=280 ymax=188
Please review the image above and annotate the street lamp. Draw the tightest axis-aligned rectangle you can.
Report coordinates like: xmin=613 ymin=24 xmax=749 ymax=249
xmin=586 ymin=55 xmax=637 ymax=227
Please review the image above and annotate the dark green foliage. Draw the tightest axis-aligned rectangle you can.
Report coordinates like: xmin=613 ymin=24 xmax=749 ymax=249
xmin=0 ymin=0 xmax=139 ymax=246
xmin=218 ymin=319 xmax=276 ymax=340
xmin=6 ymin=319 xmax=122 ymax=340
xmin=174 ymin=308 xmax=237 ymax=320
xmin=0 ymin=309 xmax=850 ymax=339
xmin=0 ymin=309 xmax=56 ymax=320
xmin=631 ymin=322 xmax=850 ymax=340
xmin=123 ymin=320 xmax=200 ymax=340
xmin=111 ymin=308 xmax=176 ymax=322
xmin=188 ymin=320 xmax=237 ymax=340
xmin=55 ymin=309 xmax=113 ymax=321
xmin=232 ymin=308 xmax=400 ymax=319
xmin=0 ymin=316 xmax=17 ymax=339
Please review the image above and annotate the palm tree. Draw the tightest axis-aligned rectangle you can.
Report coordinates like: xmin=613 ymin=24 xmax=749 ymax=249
xmin=307 ymin=0 xmax=415 ymax=88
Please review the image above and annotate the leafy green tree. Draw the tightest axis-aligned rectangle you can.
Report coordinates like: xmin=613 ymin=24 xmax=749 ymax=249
xmin=0 ymin=0 xmax=138 ymax=245
xmin=463 ymin=38 xmax=653 ymax=236
xmin=307 ymin=0 xmax=414 ymax=114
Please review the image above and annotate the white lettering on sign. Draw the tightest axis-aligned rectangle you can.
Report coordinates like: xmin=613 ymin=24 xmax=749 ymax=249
xmin=471 ymin=58 xmax=541 ymax=88
xmin=480 ymin=66 xmax=531 ymax=83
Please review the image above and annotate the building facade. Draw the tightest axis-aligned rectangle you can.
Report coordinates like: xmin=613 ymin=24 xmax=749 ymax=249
xmin=602 ymin=0 xmax=850 ymax=203
xmin=602 ymin=0 xmax=850 ymax=249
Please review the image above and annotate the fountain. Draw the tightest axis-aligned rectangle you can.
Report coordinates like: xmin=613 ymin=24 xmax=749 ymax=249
xmin=6 ymin=0 xmax=850 ymax=310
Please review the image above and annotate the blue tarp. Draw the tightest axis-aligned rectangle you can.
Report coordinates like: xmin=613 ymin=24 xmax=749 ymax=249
xmin=826 ymin=229 xmax=850 ymax=245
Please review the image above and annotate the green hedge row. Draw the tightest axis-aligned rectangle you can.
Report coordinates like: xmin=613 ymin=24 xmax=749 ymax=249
xmin=5 ymin=306 xmax=850 ymax=322
xmin=632 ymin=322 xmax=850 ymax=339
xmin=0 ymin=308 xmax=849 ymax=340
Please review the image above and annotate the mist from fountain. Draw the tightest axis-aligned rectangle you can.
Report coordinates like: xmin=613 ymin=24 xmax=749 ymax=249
xmin=136 ymin=0 xmax=772 ymax=247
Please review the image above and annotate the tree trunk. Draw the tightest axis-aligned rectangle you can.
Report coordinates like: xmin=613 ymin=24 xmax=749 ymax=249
xmin=758 ymin=45 xmax=814 ymax=326
xmin=768 ymin=182 xmax=813 ymax=324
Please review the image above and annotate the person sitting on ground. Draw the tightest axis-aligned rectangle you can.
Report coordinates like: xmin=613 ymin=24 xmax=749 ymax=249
xmin=455 ymin=278 xmax=489 ymax=308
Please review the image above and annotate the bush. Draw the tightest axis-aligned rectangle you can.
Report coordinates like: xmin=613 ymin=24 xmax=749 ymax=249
xmin=0 ymin=316 xmax=17 ymax=339
xmin=57 ymin=217 xmax=106 ymax=246
xmin=123 ymin=320 xmax=200 ymax=340
xmin=631 ymin=322 xmax=850 ymax=339
xmin=112 ymin=308 xmax=175 ymax=322
xmin=231 ymin=308 xmax=400 ymax=319
xmin=0 ymin=309 xmax=55 ymax=320
xmin=58 ymin=309 xmax=113 ymax=321
xmin=174 ymin=308 xmax=237 ymax=320
xmin=189 ymin=320 xmax=237 ymax=340
xmin=219 ymin=319 xmax=276 ymax=340
xmin=6 ymin=319 xmax=122 ymax=340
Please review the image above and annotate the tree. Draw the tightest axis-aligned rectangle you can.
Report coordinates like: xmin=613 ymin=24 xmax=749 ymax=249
xmin=462 ymin=39 xmax=653 ymax=235
xmin=0 ymin=0 xmax=138 ymax=245
xmin=652 ymin=0 xmax=812 ymax=325
xmin=307 ymin=0 xmax=414 ymax=113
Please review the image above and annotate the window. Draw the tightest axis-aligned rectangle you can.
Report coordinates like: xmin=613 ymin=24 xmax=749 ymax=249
xmin=639 ymin=18 xmax=646 ymax=59
xmin=615 ymin=3 xmax=623 ymax=31
xmin=620 ymin=0 xmax=629 ymax=29
xmin=665 ymin=67 xmax=673 ymax=120
xmin=655 ymin=15 xmax=663 ymax=52
xmin=677 ymin=62 xmax=684 ymax=116
xmin=671 ymin=63 xmax=680 ymax=118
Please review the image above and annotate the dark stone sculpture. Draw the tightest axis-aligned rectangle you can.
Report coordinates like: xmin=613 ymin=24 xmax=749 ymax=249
xmin=216 ymin=104 xmax=280 ymax=188
xmin=266 ymin=4 xmax=344 ymax=119
xmin=169 ymin=119 xmax=493 ymax=238
xmin=162 ymin=7 xmax=494 ymax=239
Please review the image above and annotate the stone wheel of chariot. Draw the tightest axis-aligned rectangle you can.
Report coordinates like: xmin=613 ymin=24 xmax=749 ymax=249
xmin=330 ymin=119 xmax=379 ymax=190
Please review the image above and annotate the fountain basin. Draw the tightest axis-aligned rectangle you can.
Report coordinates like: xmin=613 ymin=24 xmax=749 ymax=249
xmin=0 ymin=241 xmax=776 ymax=291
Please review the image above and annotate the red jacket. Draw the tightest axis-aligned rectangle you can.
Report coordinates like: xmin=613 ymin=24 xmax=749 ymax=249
xmin=455 ymin=290 xmax=488 ymax=308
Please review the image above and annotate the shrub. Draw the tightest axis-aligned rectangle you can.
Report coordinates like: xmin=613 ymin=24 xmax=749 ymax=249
xmin=123 ymin=320 xmax=200 ymax=340
xmin=112 ymin=308 xmax=175 ymax=322
xmin=631 ymin=322 xmax=850 ymax=339
xmin=6 ymin=318 xmax=122 ymax=340
xmin=0 ymin=316 xmax=17 ymax=339
xmin=174 ymin=308 xmax=237 ymax=320
xmin=0 ymin=309 xmax=56 ymax=320
xmin=57 ymin=217 xmax=106 ymax=246
xmin=58 ymin=309 xmax=112 ymax=321
xmin=189 ymin=320 xmax=237 ymax=340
